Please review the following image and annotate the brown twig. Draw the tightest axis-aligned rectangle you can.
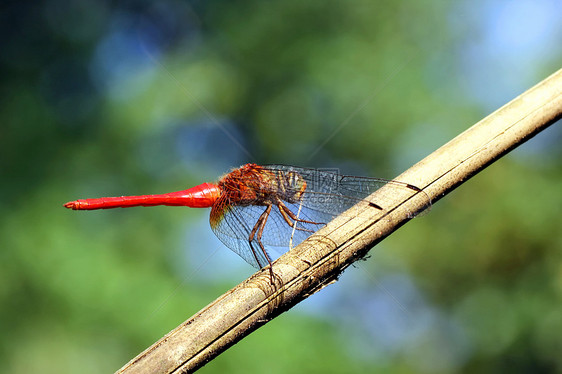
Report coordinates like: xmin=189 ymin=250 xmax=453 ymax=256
xmin=116 ymin=68 xmax=562 ymax=374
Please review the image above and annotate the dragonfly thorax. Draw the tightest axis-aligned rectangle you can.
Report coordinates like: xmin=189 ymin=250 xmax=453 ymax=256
xmin=218 ymin=164 xmax=307 ymax=207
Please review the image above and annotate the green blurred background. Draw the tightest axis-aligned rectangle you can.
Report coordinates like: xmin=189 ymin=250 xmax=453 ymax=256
xmin=1 ymin=1 xmax=561 ymax=373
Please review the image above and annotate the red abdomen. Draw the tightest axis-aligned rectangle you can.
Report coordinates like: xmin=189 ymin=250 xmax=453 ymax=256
xmin=64 ymin=182 xmax=221 ymax=210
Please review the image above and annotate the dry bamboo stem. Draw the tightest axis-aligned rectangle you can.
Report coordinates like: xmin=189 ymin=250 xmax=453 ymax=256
xmin=116 ymin=68 xmax=562 ymax=374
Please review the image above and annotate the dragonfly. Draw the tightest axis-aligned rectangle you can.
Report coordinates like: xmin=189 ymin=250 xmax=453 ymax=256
xmin=64 ymin=164 xmax=427 ymax=270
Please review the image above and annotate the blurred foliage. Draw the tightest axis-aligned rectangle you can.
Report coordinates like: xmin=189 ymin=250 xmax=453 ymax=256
xmin=1 ymin=0 xmax=561 ymax=373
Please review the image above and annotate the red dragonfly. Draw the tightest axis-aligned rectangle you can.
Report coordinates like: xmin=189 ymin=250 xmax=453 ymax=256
xmin=64 ymin=164 xmax=425 ymax=269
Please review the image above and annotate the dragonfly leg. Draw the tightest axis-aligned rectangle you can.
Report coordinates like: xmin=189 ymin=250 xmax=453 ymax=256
xmin=276 ymin=199 xmax=322 ymax=233
xmin=248 ymin=204 xmax=274 ymax=272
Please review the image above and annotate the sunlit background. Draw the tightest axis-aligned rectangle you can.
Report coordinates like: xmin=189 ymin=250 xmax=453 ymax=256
xmin=1 ymin=1 xmax=561 ymax=373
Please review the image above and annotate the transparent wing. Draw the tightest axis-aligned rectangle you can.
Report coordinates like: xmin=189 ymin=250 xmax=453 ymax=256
xmin=210 ymin=202 xmax=269 ymax=268
xmin=264 ymin=164 xmax=428 ymax=216
xmin=210 ymin=200 xmax=330 ymax=269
